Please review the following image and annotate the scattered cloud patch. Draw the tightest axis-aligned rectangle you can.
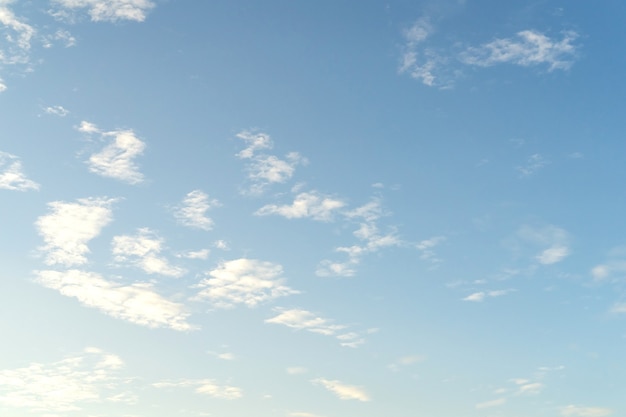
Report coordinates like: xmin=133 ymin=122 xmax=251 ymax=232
xmin=0 ymin=151 xmax=40 ymax=191
xmin=193 ymin=258 xmax=298 ymax=308
xmin=52 ymin=0 xmax=156 ymax=23
xmin=416 ymin=236 xmax=446 ymax=264
xmin=36 ymin=197 xmax=115 ymax=266
xmin=0 ymin=2 xmax=35 ymax=65
xmin=177 ymin=249 xmax=210 ymax=260
xmin=517 ymin=153 xmax=548 ymax=177
xmin=173 ymin=190 xmax=219 ymax=231
xmin=311 ymin=378 xmax=370 ymax=402
xmin=256 ymin=191 xmax=345 ymax=222
xmin=517 ymin=224 xmax=570 ymax=265
xmin=461 ymin=30 xmax=579 ymax=71
xmin=153 ymin=379 xmax=242 ymax=400
xmin=0 ymin=347 xmax=132 ymax=413
xmin=44 ymin=105 xmax=70 ymax=116
xmin=476 ymin=398 xmax=506 ymax=409
xmin=35 ymin=269 xmax=195 ymax=331
xmin=0 ymin=79 xmax=7 ymax=92
xmin=42 ymin=29 xmax=77 ymax=48
xmin=80 ymin=121 xmax=146 ymax=184
xmin=561 ymin=405 xmax=613 ymax=417
xmin=463 ymin=289 xmax=515 ymax=302
xmin=112 ymin=228 xmax=186 ymax=277
xmin=266 ymin=308 xmax=367 ymax=347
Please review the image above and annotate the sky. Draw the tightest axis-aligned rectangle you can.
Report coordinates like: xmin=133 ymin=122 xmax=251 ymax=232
xmin=1 ymin=1 xmax=625 ymax=416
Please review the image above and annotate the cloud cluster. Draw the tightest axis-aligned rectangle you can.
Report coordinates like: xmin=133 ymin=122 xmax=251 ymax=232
xmin=0 ymin=2 xmax=35 ymax=66
xmin=0 ymin=151 xmax=39 ymax=191
xmin=36 ymin=197 xmax=116 ymax=266
xmin=194 ymin=258 xmax=298 ymax=308
xmin=112 ymin=228 xmax=186 ymax=277
xmin=153 ymin=379 xmax=242 ymax=400
xmin=173 ymin=189 xmax=219 ymax=231
xmin=311 ymin=378 xmax=370 ymax=402
xmin=52 ymin=0 xmax=156 ymax=22
xmin=256 ymin=191 xmax=345 ymax=222
xmin=35 ymin=269 xmax=195 ymax=331
xmin=0 ymin=347 xmax=132 ymax=413
xmin=399 ymin=18 xmax=580 ymax=88
xmin=79 ymin=121 xmax=146 ymax=184
xmin=265 ymin=308 xmax=370 ymax=347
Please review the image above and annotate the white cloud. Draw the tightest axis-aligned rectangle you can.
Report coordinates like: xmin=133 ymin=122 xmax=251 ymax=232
xmin=35 ymin=269 xmax=195 ymax=331
xmin=561 ymin=405 xmax=613 ymax=417
xmin=398 ymin=19 xmax=448 ymax=88
xmin=517 ymin=153 xmax=548 ymax=177
xmin=476 ymin=398 xmax=506 ymax=409
xmin=0 ymin=151 xmax=40 ymax=191
xmin=0 ymin=79 xmax=6 ymax=92
xmin=416 ymin=236 xmax=445 ymax=264
xmin=463 ymin=289 xmax=514 ymax=302
xmin=81 ymin=121 xmax=146 ymax=184
xmin=193 ymin=258 xmax=298 ymax=308
xmin=173 ymin=190 xmax=219 ymax=231
xmin=518 ymin=224 xmax=570 ymax=265
xmin=44 ymin=105 xmax=70 ymax=116
xmin=609 ymin=303 xmax=626 ymax=314
xmin=112 ymin=228 xmax=186 ymax=277
xmin=286 ymin=367 xmax=308 ymax=375
xmin=0 ymin=347 xmax=132 ymax=413
xmin=461 ymin=30 xmax=579 ymax=71
xmin=52 ymin=0 xmax=155 ymax=22
xmin=177 ymin=249 xmax=210 ymax=260
xmin=256 ymin=191 xmax=345 ymax=222
xmin=266 ymin=308 xmax=367 ymax=347
xmin=311 ymin=378 xmax=370 ymax=402
xmin=0 ymin=2 xmax=35 ymax=65
xmin=315 ymin=258 xmax=359 ymax=278
xmin=515 ymin=381 xmax=543 ymax=395
xmin=235 ymin=130 xmax=305 ymax=193
xmin=42 ymin=29 xmax=77 ymax=48
xmin=153 ymin=379 xmax=242 ymax=400
xmin=36 ymin=197 xmax=115 ymax=266
xmin=214 ymin=240 xmax=229 ymax=250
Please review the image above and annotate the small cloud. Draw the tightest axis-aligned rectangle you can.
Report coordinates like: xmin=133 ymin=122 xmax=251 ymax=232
xmin=81 ymin=121 xmax=146 ymax=184
xmin=0 ymin=151 xmax=40 ymax=191
xmin=256 ymin=191 xmax=345 ymax=222
xmin=112 ymin=228 xmax=186 ymax=277
xmin=173 ymin=190 xmax=219 ymax=231
xmin=42 ymin=29 xmax=77 ymax=48
xmin=561 ymin=405 xmax=613 ymax=417
xmin=0 ymin=79 xmax=6 ymax=92
xmin=153 ymin=379 xmax=242 ymax=400
xmin=43 ymin=105 xmax=70 ymax=116
xmin=214 ymin=240 xmax=230 ymax=250
xmin=476 ymin=398 xmax=506 ymax=409
xmin=311 ymin=378 xmax=370 ymax=402
xmin=286 ymin=367 xmax=308 ymax=375
xmin=35 ymin=269 xmax=195 ymax=331
xmin=177 ymin=249 xmax=210 ymax=260
xmin=463 ymin=289 xmax=514 ymax=302
xmin=52 ymin=0 xmax=156 ymax=23
xmin=461 ymin=30 xmax=579 ymax=71
xmin=388 ymin=355 xmax=426 ymax=371
xmin=536 ymin=245 xmax=569 ymax=264
xmin=518 ymin=224 xmax=570 ymax=264
xmin=207 ymin=351 xmax=236 ymax=361
xmin=514 ymin=381 xmax=543 ymax=395
xmin=463 ymin=291 xmax=486 ymax=302
xmin=193 ymin=258 xmax=298 ymax=308
xmin=568 ymin=151 xmax=584 ymax=159
xmin=36 ymin=197 xmax=116 ymax=266
xmin=517 ymin=153 xmax=548 ymax=177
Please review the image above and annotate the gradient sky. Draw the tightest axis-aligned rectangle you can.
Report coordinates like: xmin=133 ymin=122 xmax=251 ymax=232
xmin=1 ymin=1 xmax=625 ymax=416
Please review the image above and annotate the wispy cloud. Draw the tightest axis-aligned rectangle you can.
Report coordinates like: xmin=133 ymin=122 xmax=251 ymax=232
xmin=463 ymin=289 xmax=515 ymax=302
xmin=398 ymin=18 xmax=446 ymax=87
xmin=311 ymin=378 xmax=370 ymax=402
xmin=461 ymin=30 xmax=579 ymax=71
xmin=153 ymin=379 xmax=242 ymax=400
xmin=0 ymin=151 xmax=40 ymax=191
xmin=35 ymin=269 xmax=195 ymax=331
xmin=177 ymin=248 xmax=210 ymax=260
xmin=388 ymin=355 xmax=426 ymax=372
xmin=235 ymin=130 xmax=305 ymax=194
xmin=517 ymin=153 xmax=549 ymax=177
xmin=517 ymin=224 xmax=570 ymax=265
xmin=265 ymin=308 xmax=369 ymax=347
xmin=36 ymin=197 xmax=116 ymax=266
xmin=80 ymin=121 xmax=146 ymax=184
xmin=561 ymin=405 xmax=613 ymax=417
xmin=173 ymin=190 xmax=219 ymax=231
xmin=193 ymin=258 xmax=298 ymax=308
xmin=0 ymin=2 xmax=35 ymax=66
xmin=43 ymin=105 xmax=70 ymax=116
xmin=475 ymin=398 xmax=506 ymax=409
xmin=51 ymin=0 xmax=156 ymax=23
xmin=0 ymin=347 xmax=132 ymax=413
xmin=112 ymin=228 xmax=186 ymax=277
xmin=256 ymin=191 xmax=345 ymax=221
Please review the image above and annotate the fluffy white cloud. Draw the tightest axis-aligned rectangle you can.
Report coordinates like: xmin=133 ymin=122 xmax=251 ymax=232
xmin=256 ymin=191 xmax=345 ymax=222
xmin=0 ymin=2 xmax=35 ymax=65
xmin=36 ymin=197 xmax=115 ymax=266
xmin=311 ymin=378 xmax=370 ymax=402
xmin=0 ymin=79 xmax=6 ymax=92
xmin=236 ymin=130 xmax=273 ymax=159
xmin=0 ymin=347 xmax=132 ymax=413
xmin=80 ymin=121 xmax=146 ymax=184
xmin=0 ymin=151 xmax=39 ymax=191
xmin=153 ymin=379 xmax=242 ymax=400
xmin=561 ymin=405 xmax=613 ymax=417
xmin=35 ymin=269 xmax=195 ymax=331
xmin=112 ymin=228 xmax=186 ymax=277
xmin=173 ymin=190 xmax=219 ymax=231
xmin=461 ymin=30 xmax=579 ymax=71
xmin=52 ymin=0 xmax=155 ymax=22
xmin=193 ymin=258 xmax=298 ymax=308
xmin=266 ymin=308 xmax=368 ymax=347
xmin=476 ymin=398 xmax=506 ymax=409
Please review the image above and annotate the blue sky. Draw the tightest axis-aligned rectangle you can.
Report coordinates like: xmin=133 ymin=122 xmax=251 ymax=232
xmin=1 ymin=1 xmax=625 ymax=416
